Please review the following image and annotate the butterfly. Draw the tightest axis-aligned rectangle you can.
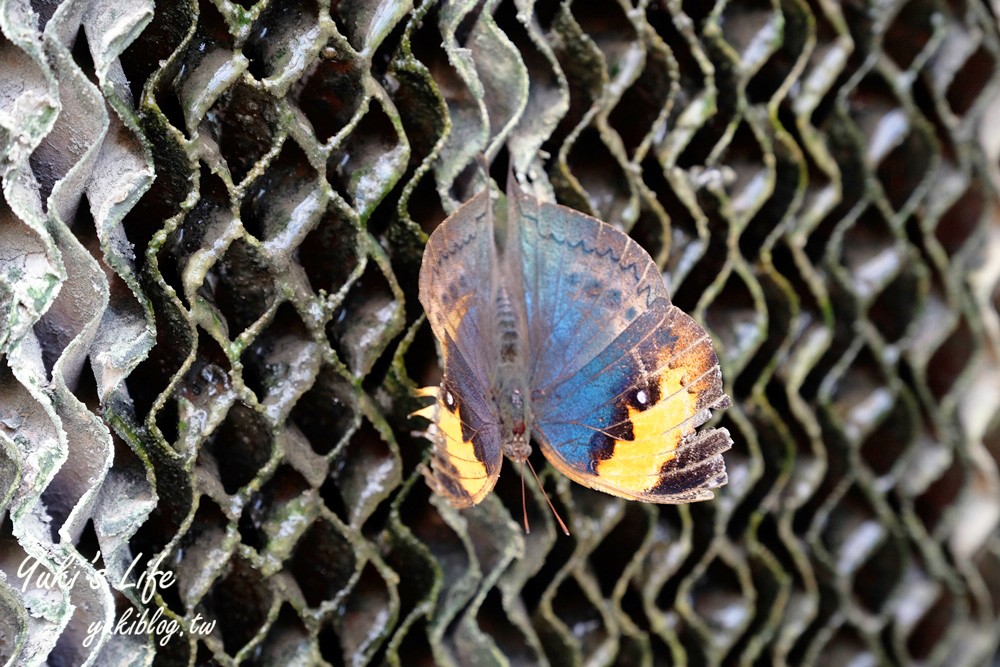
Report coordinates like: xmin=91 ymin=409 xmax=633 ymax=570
xmin=414 ymin=170 xmax=732 ymax=527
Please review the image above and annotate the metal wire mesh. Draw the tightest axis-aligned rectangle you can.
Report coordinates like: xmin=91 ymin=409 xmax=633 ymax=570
xmin=2 ymin=0 xmax=1000 ymax=665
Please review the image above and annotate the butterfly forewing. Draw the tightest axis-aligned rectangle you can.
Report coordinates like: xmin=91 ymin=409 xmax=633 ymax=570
xmin=510 ymin=188 xmax=732 ymax=502
xmin=418 ymin=191 xmax=503 ymax=507
xmin=507 ymin=189 xmax=668 ymax=391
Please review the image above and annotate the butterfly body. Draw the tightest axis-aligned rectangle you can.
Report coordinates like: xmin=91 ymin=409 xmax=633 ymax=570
xmin=492 ymin=287 xmax=533 ymax=462
xmin=416 ymin=175 xmax=732 ymax=509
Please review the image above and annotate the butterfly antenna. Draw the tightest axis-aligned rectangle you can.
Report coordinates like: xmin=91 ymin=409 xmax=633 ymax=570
xmin=520 ymin=459 xmax=530 ymax=534
xmin=526 ymin=458 xmax=570 ymax=536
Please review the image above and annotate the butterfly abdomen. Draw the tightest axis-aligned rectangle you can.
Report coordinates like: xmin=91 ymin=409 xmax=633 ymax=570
xmin=496 ymin=287 xmax=520 ymax=364
xmin=494 ymin=287 xmax=533 ymax=462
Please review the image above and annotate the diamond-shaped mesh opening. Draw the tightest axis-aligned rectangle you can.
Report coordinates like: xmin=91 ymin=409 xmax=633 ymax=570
xmin=295 ymin=50 xmax=366 ymax=143
xmin=587 ymin=503 xmax=648 ymax=597
xmin=885 ymin=1 xmax=936 ymax=70
xmin=720 ymin=0 xmax=776 ymax=57
xmin=926 ymin=314 xmax=974 ymax=399
xmin=198 ymin=401 xmax=274 ymax=495
xmin=936 ymin=182 xmax=986 ymax=256
xmin=238 ymin=464 xmax=311 ymax=552
xmin=204 ymin=81 xmax=281 ymax=185
xmin=570 ymin=0 xmax=636 ymax=76
xmin=202 ymin=554 xmax=276 ymax=657
xmin=907 ymin=586 xmax=957 ymax=661
xmin=876 ymin=124 xmax=934 ymax=214
xmin=337 ymin=562 xmax=394 ymax=663
xmin=867 ymin=266 xmax=923 ymax=343
xmin=239 ymin=301 xmax=317 ymax=406
xmin=161 ymin=166 xmax=232 ymax=310
xmin=330 ymin=0 xmax=400 ymax=53
xmin=240 ymin=138 xmax=322 ymax=244
xmin=914 ymin=455 xmax=964 ymax=534
xmin=175 ymin=329 xmax=232 ymax=410
xmin=476 ymin=586 xmax=538 ymax=662
xmin=173 ymin=496 xmax=231 ymax=614
xmin=297 ymin=201 xmax=361 ymax=296
xmin=168 ymin=0 xmax=237 ymax=137
xmin=326 ymin=99 xmax=407 ymax=218
xmin=858 ymin=399 xmax=914 ymax=478
xmin=544 ymin=576 xmax=608 ymax=658
xmin=704 ymin=271 xmax=762 ymax=364
xmin=820 ymin=485 xmax=886 ymax=572
xmin=325 ymin=418 xmax=398 ymax=527
xmin=852 ymin=532 xmax=906 ymax=614
xmin=325 ymin=260 xmax=400 ymax=377
xmin=245 ymin=0 xmax=322 ymax=82
xmin=689 ymin=556 xmax=752 ymax=646
xmin=608 ymin=41 xmax=674 ymax=157
xmin=946 ymin=44 xmax=996 ymax=117
xmin=288 ymin=364 xmax=357 ymax=456
xmin=289 ymin=518 xmax=356 ymax=609
xmin=198 ymin=238 xmax=278 ymax=338
xmin=564 ymin=127 xmax=632 ymax=222
xmin=627 ymin=198 xmax=670 ymax=266
xmin=248 ymin=602 xmax=310 ymax=666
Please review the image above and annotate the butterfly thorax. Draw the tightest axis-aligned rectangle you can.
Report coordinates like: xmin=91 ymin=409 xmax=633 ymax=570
xmin=494 ymin=287 xmax=532 ymax=464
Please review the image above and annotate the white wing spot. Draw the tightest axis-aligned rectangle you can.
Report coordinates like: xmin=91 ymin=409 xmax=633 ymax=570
xmin=445 ymin=391 xmax=455 ymax=407
xmin=636 ymin=390 xmax=648 ymax=405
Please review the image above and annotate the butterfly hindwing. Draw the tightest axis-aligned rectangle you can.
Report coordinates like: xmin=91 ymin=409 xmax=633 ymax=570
xmin=510 ymin=188 xmax=732 ymax=502
xmin=418 ymin=191 xmax=503 ymax=507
